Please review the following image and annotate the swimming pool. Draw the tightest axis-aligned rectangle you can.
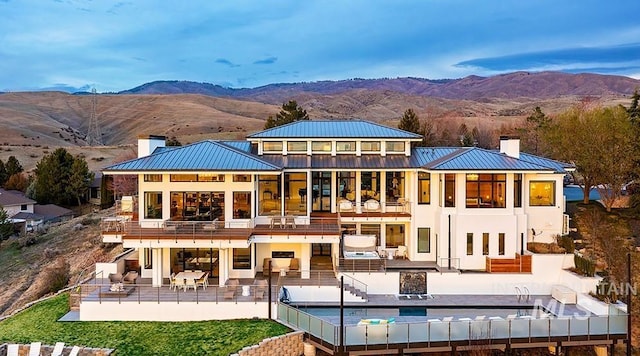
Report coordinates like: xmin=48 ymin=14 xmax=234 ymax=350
xmin=564 ymin=185 xmax=600 ymax=202
xmin=299 ymin=306 xmax=550 ymax=322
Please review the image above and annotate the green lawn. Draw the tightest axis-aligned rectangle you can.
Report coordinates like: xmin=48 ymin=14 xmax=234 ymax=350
xmin=0 ymin=294 xmax=290 ymax=355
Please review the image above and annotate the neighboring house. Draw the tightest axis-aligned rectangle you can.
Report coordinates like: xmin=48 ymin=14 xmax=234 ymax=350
xmin=87 ymin=172 xmax=103 ymax=206
xmin=0 ymin=189 xmax=73 ymax=232
xmin=0 ymin=188 xmax=38 ymax=231
xmin=102 ymin=120 xmax=574 ymax=287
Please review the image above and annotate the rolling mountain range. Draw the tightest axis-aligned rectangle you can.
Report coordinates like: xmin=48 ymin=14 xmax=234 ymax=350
xmin=0 ymin=71 xmax=638 ymax=171
xmin=119 ymin=71 xmax=640 ymax=102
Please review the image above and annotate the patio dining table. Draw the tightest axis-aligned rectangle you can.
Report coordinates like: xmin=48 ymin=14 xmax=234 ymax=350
xmin=175 ymin=271 xmax=206 ymax=283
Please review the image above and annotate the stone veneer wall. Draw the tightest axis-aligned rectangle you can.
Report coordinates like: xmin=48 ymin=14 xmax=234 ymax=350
xmin=231 ymin=330 xmax=306 ymax=356
xmin=0 ymin=344 xmax=114 ymax=356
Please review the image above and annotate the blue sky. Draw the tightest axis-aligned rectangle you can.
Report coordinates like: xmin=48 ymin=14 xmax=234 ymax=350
xmin=2 ymin=0 xmax=640 ymax=92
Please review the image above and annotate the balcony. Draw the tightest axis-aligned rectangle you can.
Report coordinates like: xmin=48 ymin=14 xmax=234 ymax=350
xmin=336 ymin=199 xmax=411 ymax=219
xmin=101 ymin=217 xmax=341 ymax=244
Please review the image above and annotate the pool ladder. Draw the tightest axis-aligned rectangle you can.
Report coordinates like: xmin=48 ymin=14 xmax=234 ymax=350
xmin=515 ymin=286 xmax=530 ymax=302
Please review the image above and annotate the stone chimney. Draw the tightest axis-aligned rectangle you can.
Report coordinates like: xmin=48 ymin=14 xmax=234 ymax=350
xmin=499 ymin=135 xmax=520 ymax=159
xmin=137 ymin=135 xmax=166 ymax=158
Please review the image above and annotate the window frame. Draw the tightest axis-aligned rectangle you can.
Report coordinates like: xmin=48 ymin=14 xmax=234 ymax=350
xmin=336 ymin=141 xmax=356 ymax=152
xmin=287 ymin=141 xmax=307 ymax=152
xmin=232 ymin=248 xmax=251 ymax=269
xmin=417 ymin=227 xmax=431 ymax=253
xmin=529 ymin=181 xmax=556 ymax=206
xmin=144 ymin=174 xmax=163 ymax=182
xmin=385 ymin=141 xmax=405 ymax=153
xmin=263 ymin=141 xmax=283 ymax=152
xmin=418 ymin=172 xmax=430 ymax=204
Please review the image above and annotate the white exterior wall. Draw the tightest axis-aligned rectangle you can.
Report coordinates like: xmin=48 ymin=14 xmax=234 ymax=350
xmin=5 ymin=203 xmax=34 ymax=217
xmin=80 ymin=301 xmax=274 ymax=321
xmin=523 ymin=173 xmax=566 ymax=243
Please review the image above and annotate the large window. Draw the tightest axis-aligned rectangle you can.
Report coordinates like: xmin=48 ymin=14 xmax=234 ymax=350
xmin=338 ymin=172 xmax=356 ymax=201
xmin=529 ymin=181 xmax=555 ymax=206
xmin=170 ymin=191 xmax=224 ymax=221
xmin=444 ymin=174 xmax=455 ymax=207
xmin=258 ymin=175 xmax=281 ymax=215
xmin=514 ymin=174 xmax=522 ymax=207
xmin=361 ymin=171 xmax=380 ymax=201
xmin=483 ymin=233 xmax=489 ymax=255
xmin=287 ymin=141 xmax=307 ymax=152
xmin=233 ymin=174 xmax=251 ymax=182
xmin=144 ymin=174 xmax=162 ymax=182
xmin=361 ymin=141 xmax=381 ymax=152
xmin=263 ymin=141 xmax=283 ymax=152
xmin=170 ymin=174 xmax=224 ymax=182
xmin=285 ymin=172 xmax=307 ymax=215
xmin=386 ymin=172 xmax=404 ymax=202
xmin=466 ymin=233 xmax=473 ymax=255
xmin=385 ymin=141 xmax=405 ymax=152
xmin=361 ymin=224 xmax=381 ymax=246
xmin=312 ymin=141 xmax=331 ymax=152
xmin=385 ymin=224 xmax=405 ymax=248
xmin=418 ymin=172 xmax=430 ymax=204
xmin=418 ymin=228 xmax=430 ymax=253
xmin=336 ymin=141 xmax=356 ymax=152
xmin=144 ymin=191 xmax=162 ymax=219
xmin=233 ymin=192 xmax=251 ymax=219
xmin=465 ymin=174 xmax=506 ymax=208
xmin=233 ymin=248 xmax=251 ymax=269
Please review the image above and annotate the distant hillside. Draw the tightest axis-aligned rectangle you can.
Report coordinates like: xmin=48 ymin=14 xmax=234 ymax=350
xmin=119 ymin=71 xmax=640 ymax=102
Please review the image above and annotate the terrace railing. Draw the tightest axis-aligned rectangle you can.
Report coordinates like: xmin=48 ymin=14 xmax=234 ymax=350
xmin=277 ymin=304 xmax=627 ymax=352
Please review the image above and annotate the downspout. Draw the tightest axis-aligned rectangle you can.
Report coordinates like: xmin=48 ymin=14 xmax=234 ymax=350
xmin=448 ymin=215 xmax=451 ymax=270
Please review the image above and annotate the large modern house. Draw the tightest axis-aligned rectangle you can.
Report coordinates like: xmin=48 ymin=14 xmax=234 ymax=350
xmin=92 ymin=120 xmax=626 ymax=354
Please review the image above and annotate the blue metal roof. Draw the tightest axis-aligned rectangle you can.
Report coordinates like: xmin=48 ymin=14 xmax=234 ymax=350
xmin=221 ymin=140 xmax=252 ymax=153
xmin=247 ymin=120 xmax=423 ymax=139
xmin=424 ymin=147 xmax=560 ymax=171
xmin=410 ymin=147 xmax=460 ymax=167
xmin=104 ymin=141 xmax=281 ymax=172
xmin=518 ymin=152 xmax=574 ymax=172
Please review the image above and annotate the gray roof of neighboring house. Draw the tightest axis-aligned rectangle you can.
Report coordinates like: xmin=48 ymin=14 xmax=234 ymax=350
xmin=103 ymin=140 xmax=281 ymax=172
xmin=11 ymin=212 xmax=44 ymax=221
xmin=247 ymin=120 xmax=423 ymax=139
xmin=0 ymin=188 xmax=36 ymax=207
xmin=34 ymin=204 xmax=73 ymax=220
xmin=422 ymin=147 xmax=563 ymax=171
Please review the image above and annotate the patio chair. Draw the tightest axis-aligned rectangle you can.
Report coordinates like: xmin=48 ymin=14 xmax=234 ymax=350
xmin=254 ymin=289 xmax=265 ymax=300
xmin=123 ymin=271 xmax=138 ymax=284
xmin=173 ymin=278 xmax=186 ymax=291
xmin=169 ymin=273 xmax=177 ymax=291
xmin=289 ymin=258 xmax=300 ymax=272
xmin=363 ymin=199 xmax=380 ymax=212
xmin=223 ymin=287 xmax=235 ymax=300
xmin=395 ymin=245 xmax=407 ymax=259
xmin=263 ymin=258 xmax=272 ymax=276
xmin=196 ymin=272 xmax=209 ymax=290
xmin=108 ymin=272 xmax=123 ymax=284
xmin=338 ymin=199 xmax=354 ymax=212
xmin=184 ymin=278 xmax=197 ymax=291
xmin=52 ymin=342 xmax=65 ymax=356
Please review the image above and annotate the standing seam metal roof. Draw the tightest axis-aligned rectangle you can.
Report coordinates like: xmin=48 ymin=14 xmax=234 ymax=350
xmin=423 ymin=147 xmax=563 ymax=171
xmin=103 ymin=141 xmax=281 ymax=172
xmin=247 ymin=120 xmax=423 ymax=139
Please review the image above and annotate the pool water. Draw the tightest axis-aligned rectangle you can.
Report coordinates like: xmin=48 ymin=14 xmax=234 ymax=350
xmin=564 ymin=185 xmax=600 ymax=202
xmin=299 ymin=306 xmax=549 ymax=320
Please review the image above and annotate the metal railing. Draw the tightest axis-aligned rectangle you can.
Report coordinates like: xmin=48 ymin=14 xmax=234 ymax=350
xmin=277 ymin=303 xmax=627 ymax=351
xmin=438 ymin=257 xmax=461 ymax=272
xmin=338 ymin=257 xmax=386 ymax=273
xmin=77 ymin=283 xmax=273 ymax=304
xmin=340 ymin=274 xmax=369 ymax=301
xmin=336 ymin=200 xmax=411 ymax=216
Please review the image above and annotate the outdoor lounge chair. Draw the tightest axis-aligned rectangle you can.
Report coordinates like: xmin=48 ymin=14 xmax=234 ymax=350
xmin=123 ymin=271 xmax=138 ymax=284
xmin=254 ymin=289 xmax=265 ymax=300
xmin=28 ymin=342 xmax=41 ymax=356
xmin=395 ymin=245 xmax=407 ymax=259
xmin=7 ymin=344 xmax=18 ymax=356
xmin=108 ymin=272 xmax=123 ymax=284
xmin=263 ymin=258 xmax=272 ymax=276
xmin=52 ymin=342 xmax=65 ymax=356
xmin=223 ymin=287 xmax=235 ymax=300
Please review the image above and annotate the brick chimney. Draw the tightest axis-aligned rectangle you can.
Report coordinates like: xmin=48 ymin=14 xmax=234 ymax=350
xmin=499 ymin=135 xmax=520 ymax=159
xmin=137 ymin=135 xmax=166 ymax=158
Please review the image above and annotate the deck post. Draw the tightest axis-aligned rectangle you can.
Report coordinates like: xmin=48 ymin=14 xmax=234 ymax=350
xmin=268 ymin=260 xmax=272 ymax=320
xmin=340 ymin=275 xmax=344 ymax=356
